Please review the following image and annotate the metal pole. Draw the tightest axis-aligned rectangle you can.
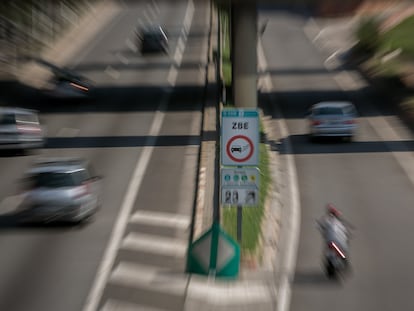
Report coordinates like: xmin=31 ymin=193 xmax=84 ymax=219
xmin=213 ymin=0 xmax=221 ymax=225
xmin=231 ymin=3 xmax=258 ymax=108
xmin=237 ymin=204 xmax=242 ymax=243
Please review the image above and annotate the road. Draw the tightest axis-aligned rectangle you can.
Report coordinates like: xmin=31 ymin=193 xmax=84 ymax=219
xmin=259 ymin=7 xmax=414 ymax=311
xmin=0 ymin=1 xmax=210 ymax=310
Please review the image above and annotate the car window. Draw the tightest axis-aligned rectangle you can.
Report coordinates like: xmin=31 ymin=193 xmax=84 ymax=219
xmin=71 ymin=169 xmax=90 ymax=184
xmin=30 ymin=172 xmax=78 ymax=188
xmin=144 ymin=33 xmax=162 ymax=40
xmin=343 ymin=105 xmax=356 ymax=116
xmin=0 ymin=113 xmax=16 ymax=125
xmin=314 ymin=107 xmax=344 ymax=115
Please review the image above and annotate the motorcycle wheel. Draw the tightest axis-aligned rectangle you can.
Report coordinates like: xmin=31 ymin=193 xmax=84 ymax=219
xmin=326 ymin=260 xmax=337 ymax=279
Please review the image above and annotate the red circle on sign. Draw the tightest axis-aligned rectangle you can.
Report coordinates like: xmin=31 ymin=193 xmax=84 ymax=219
xmin=226 ymin=135 xmax=254 ymax=163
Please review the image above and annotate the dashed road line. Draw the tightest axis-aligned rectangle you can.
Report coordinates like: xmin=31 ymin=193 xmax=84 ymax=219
xmin=115 ymin=52 xmax=130 ymax=65
xmin=83 ymin=1 xmax=195 ymax=310
xmin=130 ymin=210 xmax=190 ymax=229
xmin=104 ymin=65 xmax=121 ymax=79
xmin=121 ymin=233 xmax=187 ymax=257
xmin=101 ymin=299 xmax=170 ymax=311
xmin=109 ymin=262 xmax=188 ymax=295
xmin=125 ymin=38 xmax=138 ymax=53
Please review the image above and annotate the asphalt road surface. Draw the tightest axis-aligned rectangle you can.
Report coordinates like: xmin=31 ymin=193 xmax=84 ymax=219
xmin=0 ymin=1 xmax=209 ymax=310
xmin=260 ymin=7 xmax=414 ymax=311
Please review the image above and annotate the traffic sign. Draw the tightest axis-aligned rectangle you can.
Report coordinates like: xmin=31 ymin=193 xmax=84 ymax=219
xmin=221 ymin=187 xmax=259 ymax=206
xmin=221 ymin=109 xmax=259 ymax=166
xmin=187 ymin=222 xmax=240 ymax=278
xmin=221 ymin=168 xmax=260 ymax=187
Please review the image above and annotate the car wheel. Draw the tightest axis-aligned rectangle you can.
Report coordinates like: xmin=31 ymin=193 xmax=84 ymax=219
xmin=343 ymin=136 xmax=353 ymax=142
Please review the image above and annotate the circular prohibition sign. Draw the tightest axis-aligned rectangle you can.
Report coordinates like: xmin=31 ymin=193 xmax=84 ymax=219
xmin=226 ymin=135 xmax=254 ymax=163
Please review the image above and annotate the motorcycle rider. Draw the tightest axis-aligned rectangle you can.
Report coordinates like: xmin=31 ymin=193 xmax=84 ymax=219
xmin=318 ymin=203 xmax=350 ymax=258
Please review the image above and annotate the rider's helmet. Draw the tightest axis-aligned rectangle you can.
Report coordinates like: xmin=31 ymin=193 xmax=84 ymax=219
xmin=326 ymin=203 xmax=341 ymax=218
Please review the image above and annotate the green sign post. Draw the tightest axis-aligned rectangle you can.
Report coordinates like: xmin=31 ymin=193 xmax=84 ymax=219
xmin=187 ymin=222 xmax=240 ymax=278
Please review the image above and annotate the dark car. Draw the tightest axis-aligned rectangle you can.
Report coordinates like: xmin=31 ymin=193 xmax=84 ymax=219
xmin=138 ymin=25 xmax=168 ymax=54
xmin=43 ymin=69 xmax=93 ymax=99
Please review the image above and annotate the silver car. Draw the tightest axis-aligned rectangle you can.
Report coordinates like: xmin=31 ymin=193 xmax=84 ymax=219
xmin=0 ymin=107 xmax=45 ymax=151
xmin=19 ymin=158 xmax=102 ymax=224
xmin=307 ymin=101 xmax=358 ymax=141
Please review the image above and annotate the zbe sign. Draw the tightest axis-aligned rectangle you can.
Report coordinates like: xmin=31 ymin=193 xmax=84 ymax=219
xmin=221 ymin=109 xmax=259 ymax=166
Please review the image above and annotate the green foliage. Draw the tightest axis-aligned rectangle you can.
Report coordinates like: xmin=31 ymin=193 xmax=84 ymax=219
xmin=355 ymin=16 xmax=382 ymax=54
xmin=219 ymin=6 xmax=232 ymax=88
xmin=381 ymin=16 xmax=414 ymax=57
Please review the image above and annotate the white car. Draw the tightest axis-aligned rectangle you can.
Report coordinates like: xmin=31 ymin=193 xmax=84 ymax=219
xmin=0 ymin=107 xmax=45 ymax=151
xmin=18 ymin=158 xmax=102 ymax=224
xmin=307 ymin=101 xmax=358 ymax=141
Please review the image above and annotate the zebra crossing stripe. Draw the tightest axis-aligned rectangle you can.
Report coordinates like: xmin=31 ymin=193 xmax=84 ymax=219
xmin=121 ymin=233 xmax=187 ymax=257
xmin=129 ymin=210 xmax=190 ymax=229
xmin=109 ymin=262 xmax=189 ymax=295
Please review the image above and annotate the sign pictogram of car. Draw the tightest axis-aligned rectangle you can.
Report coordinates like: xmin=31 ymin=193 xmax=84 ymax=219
xmin=231 ymin=145 xmax=242 ymax=153
xmin=231 ymin=145 xmax=249 ymax=154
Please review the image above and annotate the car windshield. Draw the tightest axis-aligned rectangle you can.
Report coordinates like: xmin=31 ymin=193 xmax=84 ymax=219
xmin=29 ymin=170 xmax=88 ymax=188
xmin=314 ymin=107 xmax=344 ymax=115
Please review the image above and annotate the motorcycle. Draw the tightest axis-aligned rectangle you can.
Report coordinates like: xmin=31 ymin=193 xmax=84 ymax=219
xmin=324 ymin=240 xmax=348 ymax=279
xmin=317 ymin=218 xmax=350 ymax=279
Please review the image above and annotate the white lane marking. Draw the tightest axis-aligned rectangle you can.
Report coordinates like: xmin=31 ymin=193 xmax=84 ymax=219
xmin=175 ymin=36 xmax=185 ymax=56
xmin=367 ymin=117 xmax=414 ymax=187
xmin=56 ymin=127 xmax=80 ymax=137
xmin=167 ymin=67 xmax=178 ymax=86
xmin=130 ymin=210 xmax=190 ymax=229
xmin=109 ymin=262 xmax=188 ymax=295
xmin=186 ymin=277 xmax=273 ymax=305
xmin=334 ymin=70 xmax=368 ymax=91
xmin=146 ymin=3 xmax=158 ymax=21
xmin=121 ymin=233 xmax=187 ymax=257
xmin=303 ymin=18 xmax=321 ymax=43
xmin=137 ymin=18 xmax=145 ymax=30
xmin=83 ymin=104 xmax=167 ymax=311
xmin=104 ymin=66 xmax=120 ymax=79
xmin=258 ymin=39 xmax=301 ymax=311
xmin=115 ymin=52 xmax=129 ymax=65
xmin=166 ymin=0 xmax=194 ymax=86
xmin=182 ymin=0 xmax=194 ymax=35
xmin=125 ymin=38 xmax=137 ymax=53
xmin=143 ymin=10 xmax=153 ymax=24
xmin=151 ymin=0 xmax=160 ymax=15
xmin=0 ymin=195 xmax=24 ymax=214
xmin=101 ymin=299 xmax=169 ymax=311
